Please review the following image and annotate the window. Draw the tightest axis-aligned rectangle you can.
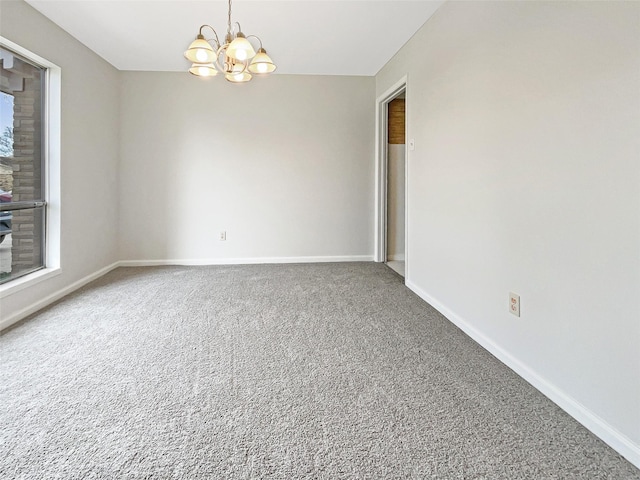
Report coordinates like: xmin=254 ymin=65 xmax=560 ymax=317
xmin=0 ymin=39 xmax=60 ymax=290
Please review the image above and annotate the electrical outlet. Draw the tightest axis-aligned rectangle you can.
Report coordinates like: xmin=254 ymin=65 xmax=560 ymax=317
xmin=219 ymin=231 xmax=226 ymax=241
xmin=509 ymin=292 xmax=520 ymax=317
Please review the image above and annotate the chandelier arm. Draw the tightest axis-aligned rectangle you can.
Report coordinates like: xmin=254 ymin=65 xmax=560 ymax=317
xmin=232 ymin=59 xmax=249 ymax=75
xmin=245 ymin=35 xmax=263 ymax=50
xmin=198 ymin=24 xmax=222 ymax=49
xmin=214 ymin=45 xmax=248 ymax=75
xmin=215 ymin=44 xmax=228 ymax=73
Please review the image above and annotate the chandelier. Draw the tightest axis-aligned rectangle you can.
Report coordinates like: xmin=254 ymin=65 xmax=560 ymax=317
xmin=184 ymin=0 xmax=276 ymax=83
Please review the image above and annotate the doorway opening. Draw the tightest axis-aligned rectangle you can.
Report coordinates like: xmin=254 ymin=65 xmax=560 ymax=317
xmin=386 ymin=93 xmax=405 ymax=277
xmin=375 ymin=77 xmax=407 ymax=279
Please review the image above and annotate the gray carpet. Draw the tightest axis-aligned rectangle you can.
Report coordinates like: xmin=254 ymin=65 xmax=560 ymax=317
xmin=1 ymin=262 xmax=638 ymax=479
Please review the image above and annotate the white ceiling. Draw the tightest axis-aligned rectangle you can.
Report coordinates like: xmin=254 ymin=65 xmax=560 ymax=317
xmin=24 ymin=0 xmax=444 ymax=76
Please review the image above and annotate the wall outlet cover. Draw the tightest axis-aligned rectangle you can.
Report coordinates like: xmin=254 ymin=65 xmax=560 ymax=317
xmin=509 ymin=292 xmax=520 ymax=317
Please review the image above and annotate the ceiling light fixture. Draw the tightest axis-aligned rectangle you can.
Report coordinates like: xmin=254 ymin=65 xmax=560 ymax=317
xmin=184 ymin=0 xmax=276 ymax=83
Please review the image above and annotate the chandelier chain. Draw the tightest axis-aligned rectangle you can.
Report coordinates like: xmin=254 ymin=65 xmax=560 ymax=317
xmin=227 ymin=0 xmax=233 ymax=40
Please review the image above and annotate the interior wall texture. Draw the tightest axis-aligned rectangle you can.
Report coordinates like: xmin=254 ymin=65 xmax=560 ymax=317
xmin=0 ymin=0 xmax=120 ymax=321
xmin=376 ymin=0 xmax=640 ymax=461
xmin=118 ymin=72 xmax=374 ymax=263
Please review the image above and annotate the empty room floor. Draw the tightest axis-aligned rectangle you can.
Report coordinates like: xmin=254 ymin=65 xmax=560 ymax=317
xmin=1 ymin=263 xmax=638 ymax=478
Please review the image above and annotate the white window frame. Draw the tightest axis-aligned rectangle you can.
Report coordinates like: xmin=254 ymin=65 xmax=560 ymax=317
xmin=0 ymin=37 xmax=61 ymax=298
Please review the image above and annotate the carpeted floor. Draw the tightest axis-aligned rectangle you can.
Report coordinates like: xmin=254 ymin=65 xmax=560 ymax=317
xmin=1 ymin=263 xmax=638 ymax=479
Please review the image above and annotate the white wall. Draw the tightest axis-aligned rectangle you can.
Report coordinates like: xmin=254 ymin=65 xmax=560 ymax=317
xmin=387 ymin=144 xmax=405 ymax=261
xmin=118 ymin=73 xmax=374 ymax=263
xmin=0 ymin=0 xmax=120 ymax=326
xmin=377 ymin=0 xmax=640 ymax=465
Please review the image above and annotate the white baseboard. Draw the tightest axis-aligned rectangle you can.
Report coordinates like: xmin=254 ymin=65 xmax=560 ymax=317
xmin=119 ymin=255 xmax=373 ymax=267
xmin=405 ymin=279 xmax=640 ymax=470
xmin=1 ymin=261 xmax=120 ymax=332
xmin=387 ymin=254 xmax=405 ymax=262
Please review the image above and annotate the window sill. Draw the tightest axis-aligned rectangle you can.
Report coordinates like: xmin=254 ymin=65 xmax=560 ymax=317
xmin=0 ymin=267 xmax=61 ymax=299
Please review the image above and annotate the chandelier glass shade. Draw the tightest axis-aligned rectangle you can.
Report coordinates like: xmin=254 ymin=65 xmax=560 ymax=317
xmin=184 ymin=0 xmax=276 ymax=83
xmin=249 ymin=48 xmax=276 ymax=74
